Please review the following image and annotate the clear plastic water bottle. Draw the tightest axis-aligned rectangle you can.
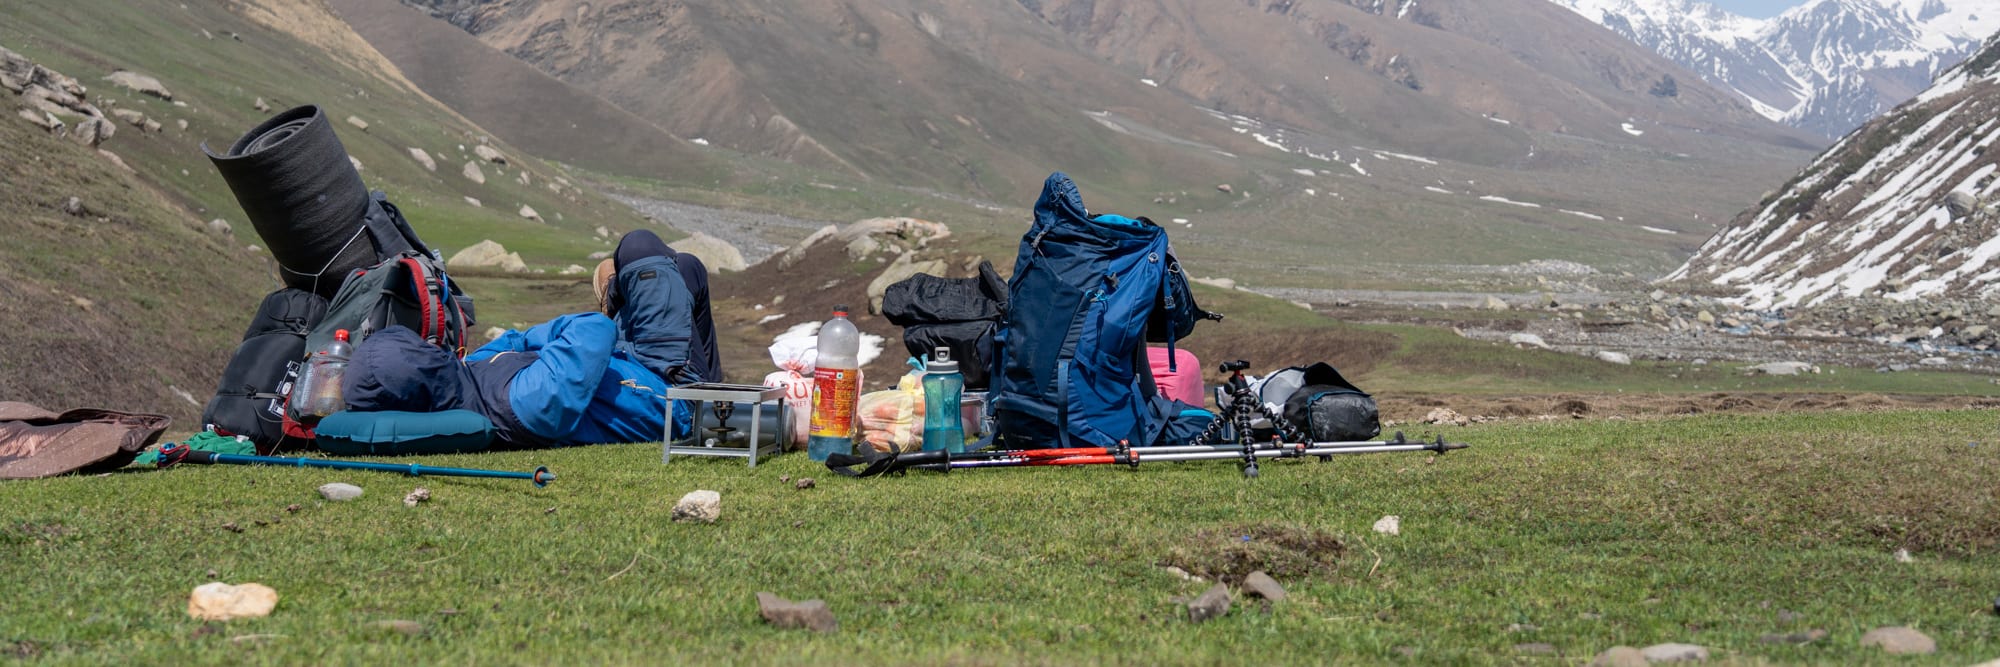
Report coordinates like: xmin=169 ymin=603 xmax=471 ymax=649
xmin=806 ymin=307 xmax=860 ymax=462
xmin=921 ymin=347 xmax=965 ymax=453
xmin=294 ymin=329 xmax=352 ymax=418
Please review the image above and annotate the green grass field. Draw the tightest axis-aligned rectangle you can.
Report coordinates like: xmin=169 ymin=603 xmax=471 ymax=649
xmin=5 ymin=409 xmax=1998 ymax=664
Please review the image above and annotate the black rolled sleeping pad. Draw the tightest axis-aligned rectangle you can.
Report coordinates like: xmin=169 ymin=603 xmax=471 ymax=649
xmin=205 ymin=105 xmax=374 ymax=300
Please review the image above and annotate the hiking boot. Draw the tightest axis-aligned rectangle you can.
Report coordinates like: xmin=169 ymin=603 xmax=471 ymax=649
xmin=592 ymin=258 xmax=617 ymax=316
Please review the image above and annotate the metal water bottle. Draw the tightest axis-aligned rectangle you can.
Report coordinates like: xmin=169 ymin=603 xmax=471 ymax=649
xmin=921 ymin=347 xmax=965 ymax=453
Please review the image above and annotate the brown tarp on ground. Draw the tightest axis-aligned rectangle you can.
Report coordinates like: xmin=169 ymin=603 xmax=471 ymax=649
xmin=0 ymin=402 xmax=170 ymax=480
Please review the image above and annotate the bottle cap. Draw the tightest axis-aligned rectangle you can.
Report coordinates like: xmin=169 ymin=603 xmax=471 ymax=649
xmin=334 ymin=329 xmax=350 ymax=342
xmin=928 ymin=347 xmax=958 ymax=374
xmin=832 ymin=304 xmax=849 ymax=317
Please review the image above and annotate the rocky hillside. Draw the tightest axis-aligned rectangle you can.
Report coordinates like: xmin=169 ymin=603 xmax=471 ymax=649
xmin=1551 ymin=0 xmax=2000 ymax=138
xmin=0 ymin=0 xmax=658 ymax=422
xmin=1669 ymin=32 xmax=2000 ymax=309
xmin=407 ymin=0 xmax=1811 ymax=182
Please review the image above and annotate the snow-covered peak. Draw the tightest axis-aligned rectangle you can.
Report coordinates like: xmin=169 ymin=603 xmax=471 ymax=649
xmin=1552 ymin=0 xmax=1763 ymax=40
xmin=1551 ymin=0 xmax=2000 ymax=137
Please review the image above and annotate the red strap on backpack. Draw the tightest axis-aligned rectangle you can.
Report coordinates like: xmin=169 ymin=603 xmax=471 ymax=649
xmin=399 ymin=256 xmax=445 ymax=347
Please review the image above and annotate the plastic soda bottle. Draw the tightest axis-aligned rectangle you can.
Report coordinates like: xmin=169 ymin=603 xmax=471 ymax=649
xmin=806 ymin=307 xmax=861 ymax=461
xmin=921 ymin=347 xmax=965 ymax=452
xmin=294 ymin=329 xmax=353 ymax=418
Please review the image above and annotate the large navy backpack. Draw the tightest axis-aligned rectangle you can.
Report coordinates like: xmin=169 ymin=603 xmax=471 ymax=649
xmin=989 ymin=172 xmax=1214 ymax=449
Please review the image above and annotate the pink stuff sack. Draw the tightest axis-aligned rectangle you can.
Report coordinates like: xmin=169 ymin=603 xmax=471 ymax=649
xmin=763 ymin=370 xmax=813 ymax=450
xmin=1147 ymin=346 xmax=1204 ymax=407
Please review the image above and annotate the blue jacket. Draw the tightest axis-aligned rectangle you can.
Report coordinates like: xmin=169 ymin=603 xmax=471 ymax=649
xmin=467 ymin=313 xmax=692 ymax=446
xmin=346 ymin=316 xmax=690 ymax=447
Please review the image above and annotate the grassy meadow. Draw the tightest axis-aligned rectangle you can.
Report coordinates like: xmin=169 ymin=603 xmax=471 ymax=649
xmin=4 ymin=410 xmax=1998 ymax=664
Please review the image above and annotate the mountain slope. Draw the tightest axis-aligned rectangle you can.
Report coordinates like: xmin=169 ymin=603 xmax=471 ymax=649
xmin=414 ymin=0 xmax=1812 ymax=169
xmin=1668 ymin=34 xmax=2000 ymax=307
xmin=381 ymin=0 xmax=1818 ymax=280
xmin=0 ymin=0 xmax=654 ymax=423
xmin=1551 ymin=0 xmax=2000 ymax=138
xmin=329 ymin=0 xmax=723 ymax=184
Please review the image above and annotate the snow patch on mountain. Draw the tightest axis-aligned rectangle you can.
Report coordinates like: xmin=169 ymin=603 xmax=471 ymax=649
xmin=1669 ymin=34 xmax=2000 ymax=307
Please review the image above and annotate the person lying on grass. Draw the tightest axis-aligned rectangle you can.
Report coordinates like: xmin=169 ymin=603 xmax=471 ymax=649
xmin=342 ymin=315 xmax=693 ymax=447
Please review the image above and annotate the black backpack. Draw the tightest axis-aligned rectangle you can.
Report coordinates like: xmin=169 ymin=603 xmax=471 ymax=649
xmin=1278 ymin=363 xmax=1381 ymax=443
xmin=201 ymin=288 xmax=327 ymax=452
xmin=880 ymin=260 xmax=1008 ymax=390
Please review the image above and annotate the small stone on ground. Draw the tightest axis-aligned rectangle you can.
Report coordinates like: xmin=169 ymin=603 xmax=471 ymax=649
xmin=1514 ymin=643 xmax=1557 ymax=655
xmin=403 ymin=488 xmax=430 ymax=507
xmin=372 ymin=620 xmax=424 ymax=635
xmin=1373 ymin=515 xmax=1401 ymax=535
xmin=672 ymin=490 xmax=721 ymax=523
xmin=1187 ymin=582 xmax=1231 ymax=622
xmin=1242 ymin=570 xmax=1286 ymax=601
xmin=1639 ymin=643 xmax=1709 ymax=662
xmin=1860 ymin=626 xmax=1935 ymax=655
xmin=1759 ymin=629 xmax=1827 ymax=644
xmin=1588 ymin=646 xmax=1646 ymax=667
xmin=755 ymin=592 xmax=837 ymax=632
xmin=187 ymin=582 xmax=279 ymax=621
xmin=318 ymin=483 xmax=362 ymax=501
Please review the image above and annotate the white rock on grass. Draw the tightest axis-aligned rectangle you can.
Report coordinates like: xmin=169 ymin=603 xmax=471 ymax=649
xmin=102 ymin=70 xmax=172 ymax=99
xmin=518 ymin=205 xmax=542 ymax=222
xmin=1860 ymin=626 xmax=1935 ymax=655
xmin=1372 ymin=515 xmax=1401 ymax=536
xmin=672 ymin=490 xmax=721 ymax=523
xmin=448 ymin=240 xmax=527 ymax=273
xmin=187 ymin=582 xmax=278 ymax=620
xmin=1509 ymin=333 xmax=1551 ymax=349
xmin=1595 ymin=350 xmax=1632 ymax=365
xmin=407 ymin=147 xmax=436 ymax=172
xmin=462 ymin=161 xmax=485 ymax=185
xmin=1588 ymin=646 xmax=1647 ymax=667
xmin=669 ymin=232 xmax=749 ymax=273
xmin=317 ymin=483 xmax=362 ymax=501
xmin=1639 ymin=643 xmax=1709 ymax=662
xmin=1748 ymin=361 xmax=1816 ymax=376
xmin=1422 ymin=408 xmax=1468 ymax=426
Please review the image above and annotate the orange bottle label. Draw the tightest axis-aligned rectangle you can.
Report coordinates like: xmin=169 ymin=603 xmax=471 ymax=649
xmin=809 ymin=366 xmax=859 ymax=438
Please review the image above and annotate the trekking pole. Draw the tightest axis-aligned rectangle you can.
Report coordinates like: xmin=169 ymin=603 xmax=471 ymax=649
xmin=156 ymin=444 xmax=556 ymax=487
xmin=826 ymin=433 xmax=1464 ymax=477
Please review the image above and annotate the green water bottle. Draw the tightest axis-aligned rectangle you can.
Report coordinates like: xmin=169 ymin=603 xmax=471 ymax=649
xmin=921 ymin=347 xmax=965 ymax=453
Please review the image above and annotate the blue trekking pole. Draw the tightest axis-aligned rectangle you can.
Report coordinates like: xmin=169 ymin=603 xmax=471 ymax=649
xmin=157 ymin=444 xmax=555 ymax=487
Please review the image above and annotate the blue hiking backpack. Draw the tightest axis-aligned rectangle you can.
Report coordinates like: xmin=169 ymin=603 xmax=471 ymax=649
xmin=989 ymin=172 xmax=1217 ymax=449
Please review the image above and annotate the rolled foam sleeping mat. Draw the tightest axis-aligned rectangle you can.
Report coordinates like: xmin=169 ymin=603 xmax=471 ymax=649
xmin=205 ymin=105 xmax=374 ymax=300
